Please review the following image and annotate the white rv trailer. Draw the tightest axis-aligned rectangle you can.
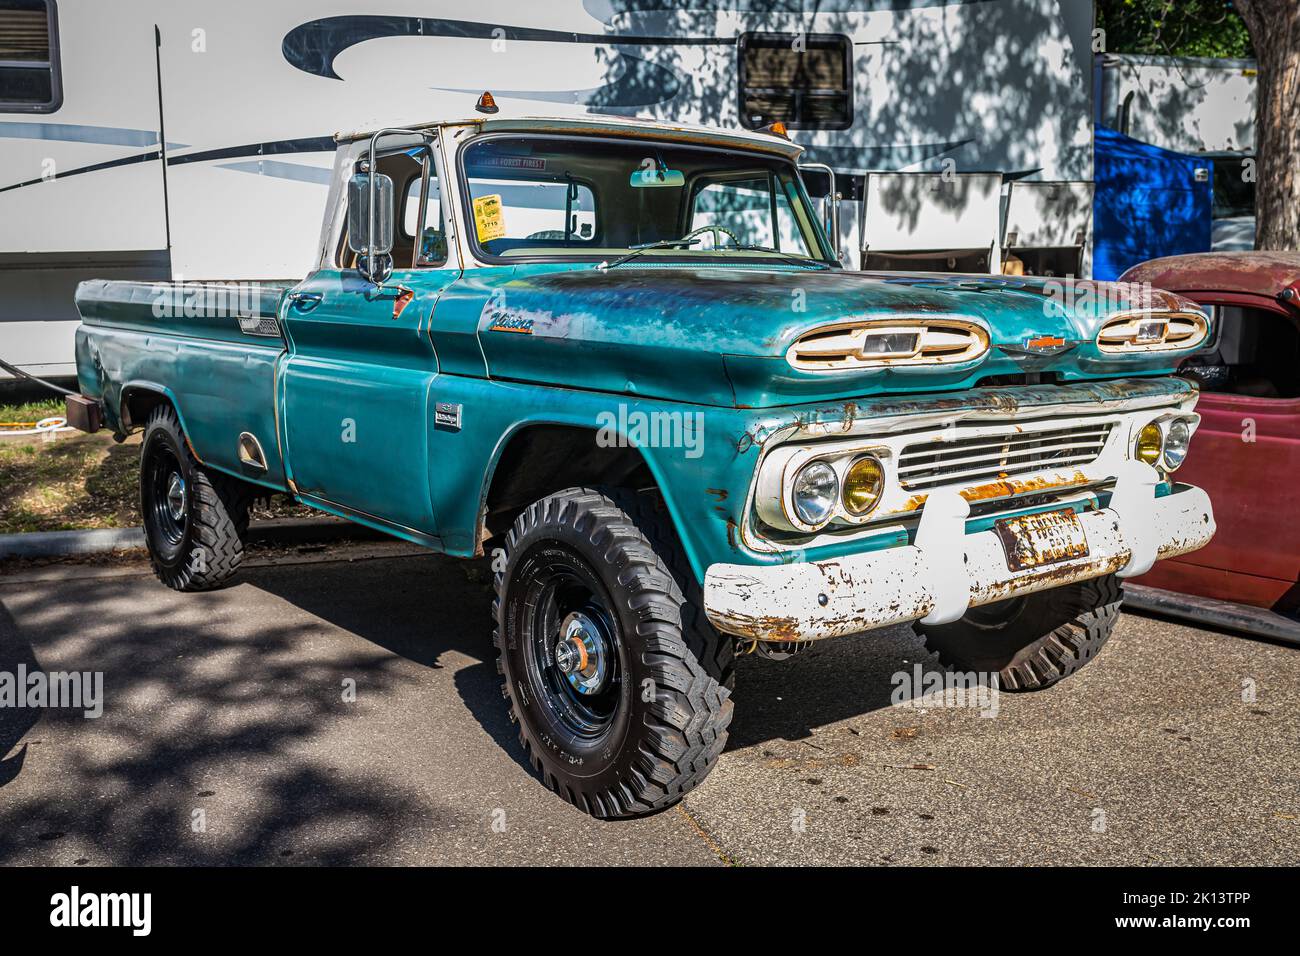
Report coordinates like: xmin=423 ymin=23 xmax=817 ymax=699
xmin=1096 ymin=52 xmax=1257 ymax=251
xmin=1 ymin=0 xmax=1096 ymax=379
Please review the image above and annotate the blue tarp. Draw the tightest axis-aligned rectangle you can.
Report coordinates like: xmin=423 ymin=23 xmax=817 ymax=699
xmin=1093 ymin=126 xmax=1213 ymax=281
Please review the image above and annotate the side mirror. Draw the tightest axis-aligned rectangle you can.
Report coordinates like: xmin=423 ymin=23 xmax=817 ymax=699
xmin=799 ymin=162 xmax=840 ymax=261
xmin=347 ymin=172 xmax=394 ymax=282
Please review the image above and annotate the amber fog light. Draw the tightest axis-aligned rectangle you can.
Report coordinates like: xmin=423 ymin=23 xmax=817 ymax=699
xmin=843 ymin=456 xmax=885 ymax=516
xmin=1135 ymin=422 xmax=1163 ymax=465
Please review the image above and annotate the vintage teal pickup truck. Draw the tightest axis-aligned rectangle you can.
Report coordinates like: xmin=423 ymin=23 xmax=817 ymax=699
xmin=69 ymin=113 xmax=1216 ymax=818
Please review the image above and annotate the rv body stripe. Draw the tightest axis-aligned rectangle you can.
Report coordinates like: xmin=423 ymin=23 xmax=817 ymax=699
xmin=0 ymin=135 xmax=335 ymax=194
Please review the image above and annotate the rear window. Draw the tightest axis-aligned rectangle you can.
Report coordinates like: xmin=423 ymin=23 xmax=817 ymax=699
xmin=0 ymin=0 xmax=60 ymax=112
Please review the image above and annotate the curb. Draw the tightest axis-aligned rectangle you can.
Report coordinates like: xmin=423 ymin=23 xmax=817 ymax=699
xmin=0 ymin=517 xmax=385 ymax=559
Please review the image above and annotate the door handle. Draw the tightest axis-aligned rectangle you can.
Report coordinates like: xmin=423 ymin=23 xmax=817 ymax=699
xmin=287 ymin=291 xmax=323 ymax=312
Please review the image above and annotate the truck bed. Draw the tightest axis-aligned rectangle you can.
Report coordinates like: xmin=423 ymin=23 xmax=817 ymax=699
xmin=73 ymin=278 xmax=296 ymax=490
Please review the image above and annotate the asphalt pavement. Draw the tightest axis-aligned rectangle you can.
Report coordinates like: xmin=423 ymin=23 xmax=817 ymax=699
xmin=1 ymin=543 xmax=1296 ymax=866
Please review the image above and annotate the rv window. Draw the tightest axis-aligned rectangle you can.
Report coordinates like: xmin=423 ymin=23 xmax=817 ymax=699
xmin=738 ymin=32 xmax=851 ymax=131
xmin=0 ymin=0 xmax=60 ymax=112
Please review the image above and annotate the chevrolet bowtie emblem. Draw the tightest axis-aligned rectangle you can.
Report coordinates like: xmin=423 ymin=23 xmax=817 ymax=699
xmin=998 ymin=334 xmax=1077 ymax=357
xmin=1025 ymin=334 xmax=1066 ymax=350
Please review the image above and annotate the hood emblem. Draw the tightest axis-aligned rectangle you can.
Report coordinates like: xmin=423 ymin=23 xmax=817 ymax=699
xmin=1000 ymin=334 xmax=1076 ymax=357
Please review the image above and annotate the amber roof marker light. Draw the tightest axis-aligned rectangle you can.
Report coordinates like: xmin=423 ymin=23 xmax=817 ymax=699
xmin=475 ymin=91 xmax=500 ymax=114
xmin=760 ymin=121 xmax=789 ymax=139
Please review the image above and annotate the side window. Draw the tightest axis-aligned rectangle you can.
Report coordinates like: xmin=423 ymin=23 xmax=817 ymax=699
xmin=738 ymin=31 xmax=850 ymax=131
xmin=466 ymin=177 xmax=596 ymax=253
xmin=402 ymin=172 xmax=446 ymax=266
xmin=690 ymin=175 xmax=813 ymax=255
xmin=0 ymin=0 xmax=61 ymax=112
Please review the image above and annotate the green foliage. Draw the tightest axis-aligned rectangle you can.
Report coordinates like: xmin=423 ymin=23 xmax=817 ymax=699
xmin=1097 ymin=0 xmax=1254 ymax=59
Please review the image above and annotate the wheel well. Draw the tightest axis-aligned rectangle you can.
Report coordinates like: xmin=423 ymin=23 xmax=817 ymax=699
xmin=481 ymin=425 xmax=658 ymax=547
xmin=120 ymin=387 xmax=172 ymax=431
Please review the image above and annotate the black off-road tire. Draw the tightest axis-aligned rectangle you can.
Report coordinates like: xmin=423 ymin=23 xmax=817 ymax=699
xmin=493 ymin=487 xmax=733 ymax=818
xmin=140 ymin=404 xmax=253 ymax=592
xmin=914 ymin=575 xmax=1122 ymax=692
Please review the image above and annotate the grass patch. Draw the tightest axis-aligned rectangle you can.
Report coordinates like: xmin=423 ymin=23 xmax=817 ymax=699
xmin=0 ymin=430 xmax=311 ymax=535
xmin=0 ymin=397 xmax=64 ymax=426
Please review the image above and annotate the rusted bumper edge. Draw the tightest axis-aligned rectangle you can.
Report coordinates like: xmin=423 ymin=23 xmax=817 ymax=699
xmin=703 ymin=477 xmax=1215 ymax=643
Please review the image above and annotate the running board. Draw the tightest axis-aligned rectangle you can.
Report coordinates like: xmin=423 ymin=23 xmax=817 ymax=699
xmin=1122 ymin=583 xmax=1300 ymax=646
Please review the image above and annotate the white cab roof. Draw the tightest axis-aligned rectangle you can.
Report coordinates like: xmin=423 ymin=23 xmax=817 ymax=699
xmin=336 ymin=114 xmax=803 ymax=161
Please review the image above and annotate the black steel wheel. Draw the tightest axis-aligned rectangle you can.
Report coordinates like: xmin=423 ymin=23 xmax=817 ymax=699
xmin=140 ymin=404 xmax=253 ymax=591
xmin=915 ymin=575 xmax=1122 ymax=691
xmin=494 ymin=487 xmax=733 ymax=818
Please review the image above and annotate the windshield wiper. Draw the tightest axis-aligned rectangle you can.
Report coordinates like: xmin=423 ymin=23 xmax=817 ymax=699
xmin=600 ymin=237 xmax=701 ymax=271
xmin=730 ymin=245 xmax=835 ymax=270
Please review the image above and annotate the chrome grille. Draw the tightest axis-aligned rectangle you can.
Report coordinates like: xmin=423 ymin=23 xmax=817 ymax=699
xmin=897 ymin=421 xmax=1114 ymax=491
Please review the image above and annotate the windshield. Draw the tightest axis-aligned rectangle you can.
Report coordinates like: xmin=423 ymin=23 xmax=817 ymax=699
xmin=460 ymin=134 xmax=833 ymax=265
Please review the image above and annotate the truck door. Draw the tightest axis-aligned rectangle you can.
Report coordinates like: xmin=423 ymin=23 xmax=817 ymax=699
xmin=279 ymin=144 xmax=455 ymax=539
xmin=1137 ymin=296 xmax=1300 ymax=610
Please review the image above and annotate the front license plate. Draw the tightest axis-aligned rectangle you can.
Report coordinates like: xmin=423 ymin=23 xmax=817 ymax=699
xmin=993 ymin=508 xmax=1090 ymax=571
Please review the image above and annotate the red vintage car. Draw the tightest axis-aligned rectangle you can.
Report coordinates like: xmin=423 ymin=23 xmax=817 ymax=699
xmin=1120 ymin=252 xmax=1300 ymax=643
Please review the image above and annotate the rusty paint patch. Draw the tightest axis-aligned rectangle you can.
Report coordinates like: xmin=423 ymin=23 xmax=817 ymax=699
xmin=1121 ymin=251 xmax=1300 ymax=299
xmin=960 ymin=470 xmax=1092 ymax=503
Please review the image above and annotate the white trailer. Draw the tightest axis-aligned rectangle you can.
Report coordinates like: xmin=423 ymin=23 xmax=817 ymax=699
xmin=2 ymin=0 xmax=1097 ymax=378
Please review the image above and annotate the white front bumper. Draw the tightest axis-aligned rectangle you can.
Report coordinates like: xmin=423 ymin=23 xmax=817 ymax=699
xmin=703 ymin=469 xmax=1215 ymax=642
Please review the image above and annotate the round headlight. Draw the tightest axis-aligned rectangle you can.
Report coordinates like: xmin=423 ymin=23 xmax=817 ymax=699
xmin=1135 ymin=422 xmax=1163 ymax=465
xmin=791 ymin=460 xmax=839 ymax=528
xmin=843 ymin=456 xmax=885 ymax=516
xmin=1163 ymin=418 xmax=1192 ymax=469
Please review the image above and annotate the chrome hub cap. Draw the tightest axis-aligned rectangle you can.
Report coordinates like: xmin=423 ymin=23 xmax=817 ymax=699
xmin=166 ymin=473 xmax=187 ymax=522
xmin=555 ymin=611 xmax=611 ymax=695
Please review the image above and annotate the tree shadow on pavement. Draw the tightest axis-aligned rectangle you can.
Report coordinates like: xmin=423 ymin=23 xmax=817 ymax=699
xmin=0 ymin=551 xmax=948 ymax=860
xmin=0 ymin=601 xmax=40 ymax=787
xmin=250 ymin=553 xmax=527 ymax=776
xmin=253 ymin=552 xmax=940 ymax=760
xmin=0 ymin=565 xmax=445 ymax=865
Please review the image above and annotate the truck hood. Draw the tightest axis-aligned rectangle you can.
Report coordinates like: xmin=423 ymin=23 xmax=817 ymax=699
xmin=474 ymin=265 xmax=1203 ymax=408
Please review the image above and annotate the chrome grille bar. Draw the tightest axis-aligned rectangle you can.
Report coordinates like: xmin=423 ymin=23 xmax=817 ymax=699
xmin=898 ymin=422 xmax=1115 ymax=490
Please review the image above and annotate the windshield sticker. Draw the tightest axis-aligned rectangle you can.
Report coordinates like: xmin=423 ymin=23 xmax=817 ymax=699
xmin=473 ymin=155 xmax=547 ymax=172
xmin=473 ymin=194 xmax=506 ymax=242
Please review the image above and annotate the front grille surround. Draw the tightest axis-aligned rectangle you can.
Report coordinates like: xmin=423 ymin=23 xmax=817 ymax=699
xmin=896 ymin=421 xmax=1114 ymax=491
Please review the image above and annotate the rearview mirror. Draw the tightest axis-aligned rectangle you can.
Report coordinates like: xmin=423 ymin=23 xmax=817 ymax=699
xmin=347 ymin=172 xmax=394 ymax=281
xmin=630 ymin=167 xmax=685 ymax=188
